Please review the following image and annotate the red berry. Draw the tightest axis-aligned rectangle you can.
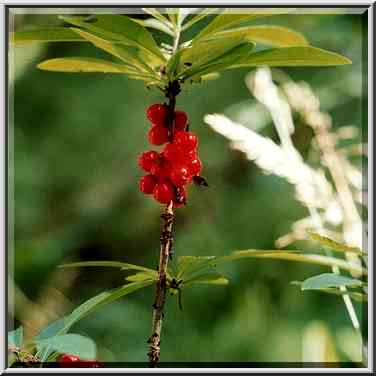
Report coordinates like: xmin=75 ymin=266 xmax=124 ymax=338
xmin=140 ymin=175 xmax=157 ymax=194
xmin=148 ymin=126 xmax=169 ymax=146
xmin=153 ymin=182 xmax=175 ymax=204
xmin=174 ymin=110 xmax=188 ymax=131
xmin=150 ymin=159 xmax=171 ymax=180
xmin=163 ymin=143 xmax=183 ymax=163
xmin=146 ymin=103 xmax=168 ymax=125
xmin=173 ymin=131 xmax=198 ymax=151
xmin=58 ymin=354 xmax=81 ymax=365
xmin=170 ymin=165 xmax=192 ymax=187
xmin=138 ymin=151 xmax=160 ymax=172
xmin=187 ymin=156 xmax=202 ymax=176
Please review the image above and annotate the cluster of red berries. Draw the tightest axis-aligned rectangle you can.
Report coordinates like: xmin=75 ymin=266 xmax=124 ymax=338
xmin=138 ymin=103 xmax=203 ymax=208
xmin=58 ymin=354 xmax=102 ymax=368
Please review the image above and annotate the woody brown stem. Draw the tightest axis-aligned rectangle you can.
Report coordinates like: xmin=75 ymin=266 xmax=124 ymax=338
xmin=147 ymin=81 xmax=180 ymax=366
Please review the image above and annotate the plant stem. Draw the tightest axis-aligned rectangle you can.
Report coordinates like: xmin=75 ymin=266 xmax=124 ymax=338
xmin=147 ymin=78 xmax=181 ymax=365
xmin=147 ymin=201 xmax=174 ymax=366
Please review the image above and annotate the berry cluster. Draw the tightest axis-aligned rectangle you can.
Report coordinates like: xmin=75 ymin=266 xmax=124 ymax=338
xmin=138 ymin=103 xmax=203 ymax=208
xmin=58 ymin=354 xmax=102 ymax=368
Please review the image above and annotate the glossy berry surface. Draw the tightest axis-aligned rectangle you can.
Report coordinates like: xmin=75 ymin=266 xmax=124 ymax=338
xmin=146 ymin=103 xmax=168 ymax=125
xmin=138 ymin=151 xmax=160 ymax=172
xmin=173 ymin=131 xmax=198 ymax=151
xmin=148 ymin=126 xmax=169 ymax=146
xmin=170 ymin=165 xmax=192 ymax=187
xmin=139 ymin=103 xmax=206 ymax=206
xmin=58 ymin=354 xmax=80 ymax=363
xmin=153 ymin=182 xmax=175 ymax=204
xmin=140 ymin=175 xmax=157 ymax=194
xmin=174 ymin=110 xmax=188 ymax=131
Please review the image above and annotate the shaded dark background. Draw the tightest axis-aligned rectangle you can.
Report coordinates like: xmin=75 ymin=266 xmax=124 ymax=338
xmin=9 ymin=8 xmax=366 ymax=363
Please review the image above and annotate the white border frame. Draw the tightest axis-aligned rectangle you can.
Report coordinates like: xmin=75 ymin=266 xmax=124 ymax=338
xmin=0 ymin=0 xmax=373 ymax=373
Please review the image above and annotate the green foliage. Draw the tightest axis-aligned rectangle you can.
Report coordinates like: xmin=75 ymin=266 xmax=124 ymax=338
xmin=8 ymin=327 xmax=23 ymax=348
xmin=298 ymin=273 xmax=364 ymax=290
xmin=309 ymin=232 xmax=365 ymax=254
xmin=10 ymin=9 xmax=351 ymax=89
xmin=36 ymin=334 xmax=96 ymax=360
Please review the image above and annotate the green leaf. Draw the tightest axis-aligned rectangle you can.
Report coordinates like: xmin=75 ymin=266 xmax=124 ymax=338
xmin=59 ymin=15 xmax=165 ymax=62
xmin=181 ymin=8 xmax=219 ymax=31
xmin=309 ymin=232 xmax=365 ymax=254
xmin=70 ymin=28 xmax=155 ymax=73
xmin=231 ymin=46 xmax=351 ymax=68
xmin=231 ymin=250 xmax=366 ymax=275
xmin=166 ymin=49 xmax=184 ymax=80
xmin=142 ymin=8 xmax=173 ymax=28
xmin=8 ymin=327 xmax=23 ymax=349
xmin=59 ymin=281 xmax=153 ymax=334
xmin=36 ymin=318 xmax=67 ymax=341
xmin=181 ymin=34 xmax=251 ymax=69
xmin=182 ymin=42 xmax=255 ymax=80
xmin=177 ymin=256 xmax=217 ymax=279
xmin=36 ymin=334 xmax=96 ymax=360
xmin=133 ymin=18 xmax=174 ymax=37
xmin=300 ymin=273 xmax=365 ymax=291
xmin=183 ymin=272 xmax=229 ymax=286
xmin=193 ymin=9 xmax=290 ymax=42
xmin=37 ymin=57 xmax=138 ymax=74
xmin=60 ymin=260 xmax=158 ymax=274
xmin=125 ymin=272 xmax=157 ymax=282
xmin=211 ymin=25 xmax=308 ymax=47
xmin=11 ymin=27 xmax=85 ymax=43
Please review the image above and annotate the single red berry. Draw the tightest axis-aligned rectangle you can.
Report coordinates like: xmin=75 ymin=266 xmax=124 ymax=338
xmin=173 ymin=187 xmax=187 ymax=208
xmin=163 ymin=143 xmax=183 ymax=163
xmin=146 ymin=103 xmax=168 ymax=125
xmin=173 ymin=131 xmax=198 ymax=151
xmin=170 ymin=165 xmax=192 ymax=187
xmin=139 ymin=175 xmax=157 ymax=194
xmin=153 ymin=181 xmax=175 ymax=204
xmin=138 ymin=151 xmax=160 ymax=172
xmin=150 ymin=159 xmax=171 ymax=180
xmin=58 ymin=354 xmax=81 ymax=366
xmin=148 ymin=126 xmax=169 ymax=146
xmin=174 ymin=110 xmax=188 ymax=131
xmin=187 ymin=156 xmax=202 ymax=176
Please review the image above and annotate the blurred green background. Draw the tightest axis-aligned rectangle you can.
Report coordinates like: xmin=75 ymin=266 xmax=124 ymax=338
xmin=9 ymin=9 xmax=366 ymax=364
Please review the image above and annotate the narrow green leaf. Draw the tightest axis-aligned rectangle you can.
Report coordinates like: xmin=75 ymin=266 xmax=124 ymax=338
xmin=70 ymin=28 xmax=154 ymax=73
xmin=36 ymin=318 xmax=67 ymax=341
xmin=183 ymin=272 xmax=229 ymax=286
xmin=181 ymin=8 xmax=219 ymax=31
xmin=165 ymin=8 xmax=178 ymax=25
xmin=309 ymin=232 xmax=365 ymax=254
xmin=181 ymin=34 xmax=251 ymax=69
xmin=8 ymin=327 xmax=23 ymax=349
xmin=59 ymin=281 xmax=153 ymax=334
xmin=193 ymin=8 xmax=290 ymax=42
xmin=300 ymin=273 xmax=365 ymax=291
xmin=133 ymin=18 xmax=174 ymax=37
xmin=211 ymin=25 xmax=308 ymax=47
xmin=182 ymin=42 xmax=255 ymax=80
xmin=231 ymin=46 xmax=351 ymax=68
xmin=166 ymin=48 xmax=184 ymax=80
xmin=60 ymin=260 xmax=159 ymax=275
xmin=231 ymin=250 xmax=365 ymax=275
xmin=36 ymin=334 xmax=96 ymax=360
xmin=177 ymin=256 xmax=216 ymax=279
xmin=125 ymin=272 xmax=157 ymax=282
xmin=11 ymin=27 xmax=85 ymax=43
xmin=59 ymin=15 xmax=165 ymax=62
xmin=142 ymin=8 xmax=173 ymax=28
xmin=37 ymin=57 xmax=136 ymax=74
